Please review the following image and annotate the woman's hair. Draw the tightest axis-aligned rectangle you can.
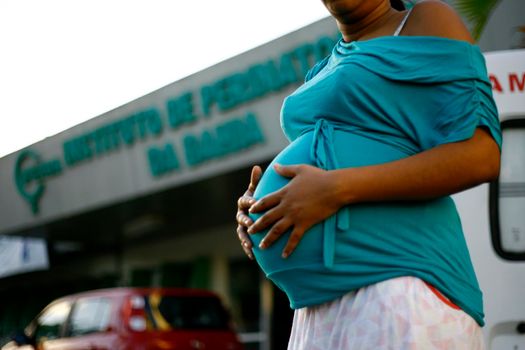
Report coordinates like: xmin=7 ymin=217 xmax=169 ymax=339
xmin=390 ymin=0 xmax=406 ymax=10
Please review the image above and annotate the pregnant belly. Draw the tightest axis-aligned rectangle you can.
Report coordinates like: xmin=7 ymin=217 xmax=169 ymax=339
xmin=249 ymin=128 xmax=411 ymax=275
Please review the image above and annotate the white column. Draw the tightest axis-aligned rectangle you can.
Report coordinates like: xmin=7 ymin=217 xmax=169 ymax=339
xmin=210 ymin=255 xmax=231 ymax=307
xmin=260 ymin=275 xmax=273 ymax=350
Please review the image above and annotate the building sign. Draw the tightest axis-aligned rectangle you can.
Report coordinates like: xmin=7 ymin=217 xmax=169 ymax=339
xmin=12 ymin=32 xmax=339 ymax=215
xmin=14 ymin=150 xmax=63 ymax=214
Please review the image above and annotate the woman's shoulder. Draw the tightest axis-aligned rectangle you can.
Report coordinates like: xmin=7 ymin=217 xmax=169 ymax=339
xmin=403 ymin=0 xmax=474 ymax=44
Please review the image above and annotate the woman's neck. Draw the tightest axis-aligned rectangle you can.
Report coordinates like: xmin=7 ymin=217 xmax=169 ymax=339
xmin=334 ymin=5 xmax=400 ymax=43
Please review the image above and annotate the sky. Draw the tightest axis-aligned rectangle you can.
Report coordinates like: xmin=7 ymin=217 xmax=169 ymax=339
xmin=0 ymin=0 xmax=329 ymax=158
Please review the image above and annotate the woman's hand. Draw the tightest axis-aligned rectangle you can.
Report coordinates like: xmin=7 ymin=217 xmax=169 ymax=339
xmin=235 ymin=166 xmax=262 ymax=260
xmin=248 ymin=164 xmax=345 ymax=258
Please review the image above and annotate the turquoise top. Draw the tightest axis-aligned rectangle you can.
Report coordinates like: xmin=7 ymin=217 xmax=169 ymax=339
xmin=249 ymin=36 xmax=501 ymax=326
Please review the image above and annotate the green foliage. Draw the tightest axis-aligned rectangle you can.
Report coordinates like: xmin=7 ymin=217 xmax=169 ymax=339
xmin=455 ymin=0 xmax=501 ymax=40
xmin=403 ymin=0 xmax=501 ymax=41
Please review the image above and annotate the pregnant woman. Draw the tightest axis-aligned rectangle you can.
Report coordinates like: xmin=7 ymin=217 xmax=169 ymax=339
xmin=236 ymin=0 xmax=501 ymax=348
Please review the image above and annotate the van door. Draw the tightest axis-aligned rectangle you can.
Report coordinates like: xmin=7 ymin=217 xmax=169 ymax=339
xmin=459 ymin=49 xmax=525 ymax=349
xmin=487 ymin=119 xmax=525 ymax=349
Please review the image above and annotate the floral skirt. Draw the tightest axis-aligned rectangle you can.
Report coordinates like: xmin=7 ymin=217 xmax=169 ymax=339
xmin=287 ymin=276 xmax=485 ymax=350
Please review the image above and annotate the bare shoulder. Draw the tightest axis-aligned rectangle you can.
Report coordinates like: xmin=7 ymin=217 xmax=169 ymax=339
xmin=404 ymin=0 xmax=474 ymax=44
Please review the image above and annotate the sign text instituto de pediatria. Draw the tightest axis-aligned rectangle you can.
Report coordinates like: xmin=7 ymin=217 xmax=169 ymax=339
xmin=13 ymin=34 xmax=339 ymax=214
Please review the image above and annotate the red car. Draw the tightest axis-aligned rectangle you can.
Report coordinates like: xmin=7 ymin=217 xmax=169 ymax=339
xmin=2 ymin=288 xmax=244 ymax=350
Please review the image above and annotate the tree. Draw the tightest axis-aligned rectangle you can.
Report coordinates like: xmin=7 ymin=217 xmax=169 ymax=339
xmin=453 ymin=0 xmax=501 ymax=40
xmin=403 ymin=0 xmax=501 ymax=41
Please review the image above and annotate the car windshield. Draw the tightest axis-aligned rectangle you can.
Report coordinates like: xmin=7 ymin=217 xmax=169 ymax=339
xmin=146 ymin=293 xmax=229 ymax=330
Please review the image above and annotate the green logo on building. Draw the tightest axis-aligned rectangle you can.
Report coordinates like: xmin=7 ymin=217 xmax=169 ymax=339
xmin=14 ymin=150 xmax=63 ymax=214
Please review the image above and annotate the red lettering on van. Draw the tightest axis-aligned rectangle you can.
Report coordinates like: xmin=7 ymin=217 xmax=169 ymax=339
xmin=490 ymin=74 xmax=503 ymax=93
xmin=509 ymin=73 xmax=525 ymax=92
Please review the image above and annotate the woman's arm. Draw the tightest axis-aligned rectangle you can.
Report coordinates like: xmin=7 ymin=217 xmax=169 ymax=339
xmin=247 ymin=128 xmax=500 ymax=258
xmin=333 ymin=128 xmax=500 ymax=203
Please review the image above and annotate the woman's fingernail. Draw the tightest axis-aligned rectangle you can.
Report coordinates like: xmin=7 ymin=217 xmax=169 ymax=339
xmin=259 ymin=240 xmax=266 ymax=249
xmin=249 ymin=201 xmax=259 ymax=212
xmin=243 ymin=241 xmax=249 ymax=248
xmin=282 ymin=251 xmax=289 ymax=258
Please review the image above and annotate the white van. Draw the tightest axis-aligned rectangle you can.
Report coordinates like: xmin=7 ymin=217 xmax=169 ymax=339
xmin=456 ymin=49 xmax=525 ymax=348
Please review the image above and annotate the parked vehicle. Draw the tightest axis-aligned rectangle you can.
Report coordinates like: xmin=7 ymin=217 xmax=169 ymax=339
xmin=456 ymin=49 xmax=525 ymax=348
xmin=1 ymin=287 xmax=244 ymax=350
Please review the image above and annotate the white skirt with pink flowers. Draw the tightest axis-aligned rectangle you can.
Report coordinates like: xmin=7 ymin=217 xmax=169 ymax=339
xmin=287 ymin=276 xmax=485 ymax=350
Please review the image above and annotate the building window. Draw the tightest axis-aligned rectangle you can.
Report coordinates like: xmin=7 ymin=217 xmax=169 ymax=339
xmin=490 ymin=118 xmax=525 ymax=260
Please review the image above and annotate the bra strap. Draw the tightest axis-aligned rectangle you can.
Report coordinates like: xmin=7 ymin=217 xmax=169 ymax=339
xmin=393 ymin=9 xmax=413 ymax=36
